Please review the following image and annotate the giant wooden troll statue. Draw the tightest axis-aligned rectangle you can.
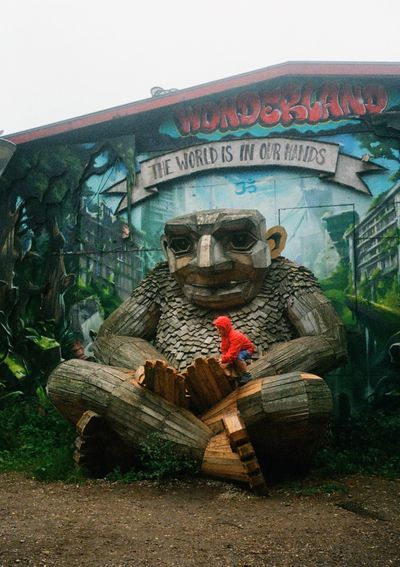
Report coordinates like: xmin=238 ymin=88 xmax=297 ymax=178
xmin=48 ymin=209 xmax=346 ymax=491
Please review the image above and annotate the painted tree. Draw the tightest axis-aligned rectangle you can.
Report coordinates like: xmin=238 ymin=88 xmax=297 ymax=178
xmin=0 ymin=137 xmax=136 ymax=386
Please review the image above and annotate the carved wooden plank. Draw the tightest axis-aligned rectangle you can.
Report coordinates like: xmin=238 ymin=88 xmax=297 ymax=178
xmin=236 ymin=443 xmax=255 ymax=460
xmin=248 ymin=473 xmax=267 ymax=489
xmin=184 ymin=357 xmax=236 ymax=415
xmin=139 ymin=360 xmax=189 ymax=409
xmin=175 ymin=374 xmax=189 ymax=408
xmin=143 ymin=361 xmax=156 ymax=390
xmin=73 ymin=410 xmax=136 ymax=476
xmin=243 ymin=460 xmax=260 ymax=475
xmin=222 ymin=413 xmax=248 ymax=449
xmin=195 ymin=358 xmax=223 ymax=401
xmin=184 ymin=364 xmax=205 ymax=414
xmin=201 ymin=431 xmax=248 ymax=483
xmin=221 ymin=410 xmax=267 ymax=494
xmin=154 ymin=360 xmax=168 ymax=397
xmin=187 ymin=359 xmax=216 ymax=407
xmin=207 ymin=357 xmax=236 ymax=396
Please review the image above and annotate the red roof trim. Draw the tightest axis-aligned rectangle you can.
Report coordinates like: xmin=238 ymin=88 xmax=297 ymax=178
xmin=8 ymin=61 xmax=400 ymax=145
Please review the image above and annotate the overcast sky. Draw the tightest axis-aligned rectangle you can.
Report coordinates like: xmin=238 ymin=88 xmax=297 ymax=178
xmin=1 ymin=0 xmax=399 ymax=136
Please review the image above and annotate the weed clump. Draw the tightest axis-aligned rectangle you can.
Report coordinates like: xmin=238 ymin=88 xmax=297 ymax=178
xmin=106 ymin=433 xmax=200 ymax=483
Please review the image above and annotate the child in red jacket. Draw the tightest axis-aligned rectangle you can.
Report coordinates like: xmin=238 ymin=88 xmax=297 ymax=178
xmin=213 ymin=315 xmax=255 ymax=386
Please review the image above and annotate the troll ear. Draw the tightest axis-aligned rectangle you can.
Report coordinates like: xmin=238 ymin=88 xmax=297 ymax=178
xmin=265 ymin=226 xmax=287 ymax=259
xmin=160 ymin=235 xmax=169 ymax=259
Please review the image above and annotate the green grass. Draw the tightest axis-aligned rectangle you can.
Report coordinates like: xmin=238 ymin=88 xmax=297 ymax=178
xmin=285 ymin=482 xmax=348 ymax=496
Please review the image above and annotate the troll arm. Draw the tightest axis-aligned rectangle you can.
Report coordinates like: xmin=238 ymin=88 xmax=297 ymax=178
xmin=251 ymin=290 xmax=347 ymax=379
xmin=93 ymin=264 xmax=168 ymax=369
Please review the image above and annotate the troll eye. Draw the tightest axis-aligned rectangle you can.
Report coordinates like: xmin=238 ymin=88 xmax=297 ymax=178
xmin=169 ymin=236 xmax=192 ymax=255
xmin=229 ymin=231 xmax=257 ymax=252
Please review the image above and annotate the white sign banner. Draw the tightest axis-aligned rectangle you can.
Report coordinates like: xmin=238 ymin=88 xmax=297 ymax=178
xmin=141 ymin=138 xmax=339 ymax=186
xmin=105 ymin=137 xmax=380 ymax=212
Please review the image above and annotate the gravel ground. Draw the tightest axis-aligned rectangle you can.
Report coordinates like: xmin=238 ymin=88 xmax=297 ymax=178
xmin=0 ymin=472 xmax=399 ymax=567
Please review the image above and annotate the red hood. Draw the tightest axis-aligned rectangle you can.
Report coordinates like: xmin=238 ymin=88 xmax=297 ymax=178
xmin=213 ymin=316 xmax=232 ymax=335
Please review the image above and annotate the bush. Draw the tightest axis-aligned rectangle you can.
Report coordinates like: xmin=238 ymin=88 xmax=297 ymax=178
xmin=106 ymin=433 xmax=200 ymax=483
xmin=0 ymin=393 xmax=82 ymax=483
xmin=0 ymin=396 xmax=199 ymax=484
xmin=312 ymin=409 xmax=400 ymax=478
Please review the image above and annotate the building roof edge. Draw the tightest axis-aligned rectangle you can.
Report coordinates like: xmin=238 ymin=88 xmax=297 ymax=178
xmin=7 ymin=61 xmax=400 ymax=146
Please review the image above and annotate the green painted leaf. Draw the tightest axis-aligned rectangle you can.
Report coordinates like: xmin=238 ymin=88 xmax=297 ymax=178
xmin=28 ymin=336 xmax=60 ymax=350
xmin=3 ymin=354 xmax=28 ymax=379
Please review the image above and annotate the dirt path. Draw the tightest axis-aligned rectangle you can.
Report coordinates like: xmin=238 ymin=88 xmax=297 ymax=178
xmin=0 ymin=473 xmax=399 ymax=567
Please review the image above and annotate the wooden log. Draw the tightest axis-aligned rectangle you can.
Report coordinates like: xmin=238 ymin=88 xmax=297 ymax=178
xmin=73 ymin=410 xmax=135 ymax=477
xmin=48 ymin=361 xmax=332 ymax=482
xmin=201 ymin=371 xmax=332 ymax=471
xmin=93 ymin=335 xmax=167 ymax=370
xmin=238 ymin=372 xmax=333 ymax=469
xmin=47 ymin=359 xmax=212 ymax=462
xmin=201 ymin=379 xmax=261 ymax=429
xmin=76 ymin=410 xmax=102 ymax=437
xmin=250 ymin=335 xmax=338 ymax=379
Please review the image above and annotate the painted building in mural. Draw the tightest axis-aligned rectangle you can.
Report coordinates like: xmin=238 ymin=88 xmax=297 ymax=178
xmin=1 ymin=62 xmax=400 ymax=415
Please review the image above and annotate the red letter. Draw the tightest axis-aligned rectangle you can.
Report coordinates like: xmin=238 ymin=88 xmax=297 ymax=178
xmin=339 ymin=84 xmax=366 ymax=116
xmin=301 ymin=84 xmax=323 ymax=123
xmin=174 ymin=105 xmax=201 ymax=135
xmin=200 ymin=102 xmax=220 ymax=133
xmin=363 ymin=84 xmax=388 ymax=114
xmin=279 ymin=84 xmax=308 ymax=125
xmin=236 ymin=92 xmax=261 ymax=126
xmin=319 ymin=83 xmax=343 ymax=120
xmin=259 ymin=88 xmax=281 ymax=126
xmin=219 ymin=98 xmax=240 ymax=131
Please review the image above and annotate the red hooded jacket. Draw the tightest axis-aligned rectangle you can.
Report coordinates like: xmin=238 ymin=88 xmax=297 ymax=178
xmin=213 ymin=316 xmax=255 ymax=364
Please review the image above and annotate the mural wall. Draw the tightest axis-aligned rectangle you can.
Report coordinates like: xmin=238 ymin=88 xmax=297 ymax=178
xmin=1 ymin=77 xmax=399 ymax=417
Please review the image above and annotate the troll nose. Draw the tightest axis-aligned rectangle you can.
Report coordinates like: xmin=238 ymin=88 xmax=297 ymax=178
xmin=194 ymin=235 xmax=232 ymax=270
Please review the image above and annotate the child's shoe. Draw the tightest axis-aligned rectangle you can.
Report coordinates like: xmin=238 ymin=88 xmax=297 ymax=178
xmin=237 ymin=372 xmax=253 ymax=386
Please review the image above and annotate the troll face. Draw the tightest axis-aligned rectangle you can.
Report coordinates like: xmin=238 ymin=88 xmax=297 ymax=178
xmin=161 ymin=209 xmax=286 ymax=309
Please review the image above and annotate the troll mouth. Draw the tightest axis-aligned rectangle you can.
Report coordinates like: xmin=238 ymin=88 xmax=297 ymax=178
xmin=186 ymin=280 xmax=247 ymax=290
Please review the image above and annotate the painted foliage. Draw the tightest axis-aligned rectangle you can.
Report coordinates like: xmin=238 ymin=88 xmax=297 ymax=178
xmin=1 ymin=76 xmax=399 ymax=417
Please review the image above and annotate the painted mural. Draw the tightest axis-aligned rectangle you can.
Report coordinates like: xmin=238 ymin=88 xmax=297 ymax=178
xmin=1 ymin=77 xmax=399 ymax=419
